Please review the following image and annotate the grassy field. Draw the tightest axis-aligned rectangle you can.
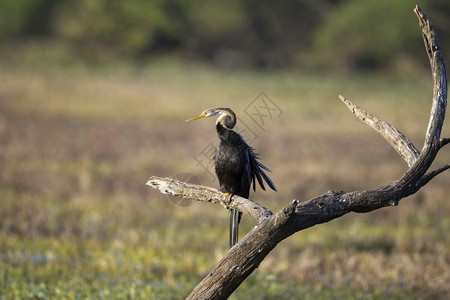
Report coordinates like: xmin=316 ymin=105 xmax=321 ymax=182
xmin=0 ymin=59 xmax=449 ymax=299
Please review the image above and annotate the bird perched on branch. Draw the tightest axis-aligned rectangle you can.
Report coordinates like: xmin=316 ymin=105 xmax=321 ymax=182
xmin=187 ymin=107 xmax=277 ymax=248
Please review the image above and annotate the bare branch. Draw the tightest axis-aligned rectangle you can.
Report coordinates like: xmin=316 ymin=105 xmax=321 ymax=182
xmin=440 ymin=137 xmax=450 ymax=148
xmin=417 ymin=164 xmax=450 ymax=187
xmin=146 ymin=176 xmax=272 ymax=222
xmin=414 ymin=5 xmax=448 ymax=147
xmin=339 ymin=95 xmax=420 ymax=167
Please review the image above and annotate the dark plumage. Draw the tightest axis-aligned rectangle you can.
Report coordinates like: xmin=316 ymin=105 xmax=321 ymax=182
xmin=187 ymin=107 xmax=276 ymax=247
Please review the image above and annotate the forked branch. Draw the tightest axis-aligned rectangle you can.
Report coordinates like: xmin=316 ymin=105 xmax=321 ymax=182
xmin=147 ymin=6 xmax=448 ymax=300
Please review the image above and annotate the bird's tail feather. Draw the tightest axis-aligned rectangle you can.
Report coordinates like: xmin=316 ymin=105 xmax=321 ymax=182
xmin=229 ymin=209 xmax=242 ymax=248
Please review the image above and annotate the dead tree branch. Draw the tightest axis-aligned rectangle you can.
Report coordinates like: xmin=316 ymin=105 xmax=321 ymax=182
xmin=339 ymin=95 xmax=420 ymax=167
xmin=146 ymin=177 xmax=273 ymax=222
xmin=147 ymin=6 xmax=448 ymax=300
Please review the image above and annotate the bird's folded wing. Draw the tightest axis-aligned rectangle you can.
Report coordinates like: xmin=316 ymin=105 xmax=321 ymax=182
xmin=226 ymin=127 xmax=277 ymax=193
xmin=247 ymin=147 xmax=277 ymax=192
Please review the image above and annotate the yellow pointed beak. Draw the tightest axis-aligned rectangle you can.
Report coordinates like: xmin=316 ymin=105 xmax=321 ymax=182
xmin=185 ymin=113 xmax=206 ymax=122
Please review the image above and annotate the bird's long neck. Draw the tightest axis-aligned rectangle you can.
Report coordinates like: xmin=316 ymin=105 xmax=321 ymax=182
xmin=216 ymin=108 xmax=236 ymax=129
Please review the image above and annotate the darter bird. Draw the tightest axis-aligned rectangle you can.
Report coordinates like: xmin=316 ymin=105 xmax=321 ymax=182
xmin=186 ymin=107 xmax=277 ymax=247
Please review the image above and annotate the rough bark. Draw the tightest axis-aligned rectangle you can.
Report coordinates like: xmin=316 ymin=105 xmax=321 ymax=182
xmin=146 ymin=6 xmax=448 ymax=300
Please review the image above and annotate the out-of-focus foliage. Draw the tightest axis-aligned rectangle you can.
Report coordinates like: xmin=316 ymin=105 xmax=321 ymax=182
xmin=182 ymin=0 xmax=326 ymax=68
xmin=50 ymin=0 xmax=326 ymax=67
xmin=0 ymin=0 xmax=449 ymax=71
xmin=53 ymin=0 xmax=188 ymax=59
xmin=0 ymin=0 xmax=331 ymax=67
xmin=0 ymin=0 xmax=56 ymax=39
xmin=312 ymin=0 xmax=418 ymax=71
xmin=311 ymin=0 xmax=450 ymax=72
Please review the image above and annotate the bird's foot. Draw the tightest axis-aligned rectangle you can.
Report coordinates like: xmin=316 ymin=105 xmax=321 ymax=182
xmin=222 ymin=192 xmax=233 ymax=204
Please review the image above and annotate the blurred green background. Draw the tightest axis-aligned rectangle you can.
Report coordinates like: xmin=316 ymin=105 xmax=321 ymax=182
xmin=0 ymin=0 xmax=449 ymax=299
xmin=1 ymin=0 xmax=449 ymax=71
